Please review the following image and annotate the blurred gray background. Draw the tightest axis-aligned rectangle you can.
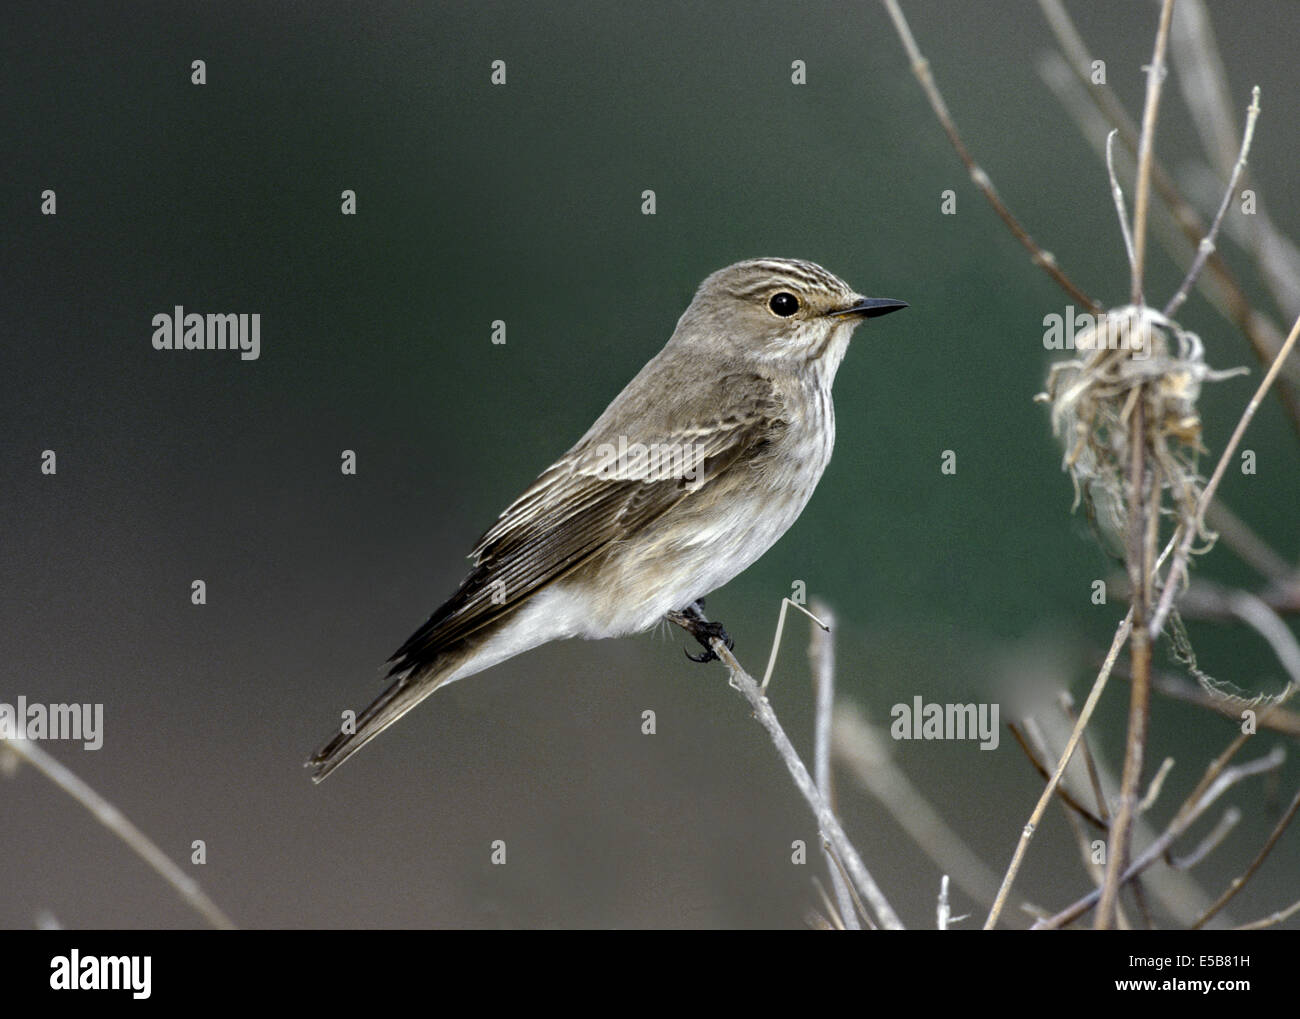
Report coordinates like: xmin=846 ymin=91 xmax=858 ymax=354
xmin=2 ymin=1 xmax=1297 ymax=928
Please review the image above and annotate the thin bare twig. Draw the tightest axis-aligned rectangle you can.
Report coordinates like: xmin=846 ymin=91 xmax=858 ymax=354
xmin=1088 ymin=1 xmax=1176 ymax=927
xmin=984 ymin=610 xmax=1132 ymax=929
xmin=1 ymin=737 xmax=237 ymax=930
xmin=809 ymin=601 xmax=859 ymax=929
xmin=1106 ymin=131 xmax=1137 ymax=277
xmin=1099 ymin=383 xmax=1158 ymax=927
xmin=690 ymin=620 xmax=904 ymax=929
xmin=1169 ymin=0 xmax=1240 ymax=178
xmin=1020 ymin=717 xmax=1132 ymax=925
xmin=1177 ymin=579 xmax=1300 ymax=626
xmin=1165 ymin=87 xmax=1262 ymax=318
xmin=1167 ymin=807 xmax=1240 ymax=870
xmin=1138 ymin=757 xmax=1175 ymax=814
xmin=1036 ymin=1 xmax=1300 ymax=433
xmin=822 ymin=841 xmax=875 ymax=930
xmin=1150 ymin=312 xmax=1300 ymax=640
xmin=880 ymin=0 xmax=1101 ymax=313
xmin=1234 ymin=897 xmax=1300 ymax=930
xmin=764 ymin=597 xmax=829 ymax=693
xmin=1111 ymin=663 xmax=1300 ymax=736
xmin=1176 ymin=729 xmax=1254 ymax=829
xmin=1227 ymin=591 xmax=1300 ymax=689
xmin=1035 ymin=746 xmax=1285 ymax=928
xmin=834 ymin=705 xmax=1005 ymax=912
xmin=1202 ymin=502 xmax=1295 ymax=583
xmin=808 ymin=876 xmax=842 ymax=930
xmin=1007 ymin=721 xmax=1107 ymax=830
xmin=1193 ymin=786 xmax=1300 ymax=928
xmin=1058 ymin=691 xmax=1110 ymax=822
xmin=1128 ymin=0 xmax=1176 ymax=305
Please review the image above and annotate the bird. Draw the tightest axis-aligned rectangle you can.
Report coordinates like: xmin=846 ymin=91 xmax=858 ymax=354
xmin=308 ymin=257 xmax=906 ymax=781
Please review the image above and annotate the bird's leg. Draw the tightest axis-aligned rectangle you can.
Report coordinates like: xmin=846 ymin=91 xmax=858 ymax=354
xmin=665 ymin=598 xmax=734 ymax=664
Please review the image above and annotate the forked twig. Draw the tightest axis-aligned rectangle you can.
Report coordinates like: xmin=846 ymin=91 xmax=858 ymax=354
xmin=1167 ymin=807 xmax=1240 ymax=870
xmin=1193 ymin=786 xmax=1300 ymax=928
xmin=1036 ymin=0 xmax=1300 ymax=434
xmin=1035 ymin=746 xmax=1285 ymax=928
xmin=1007 ymin=721 xmax=1107 ymax=830
xmin=763 ymin=597 xmax=829 ymax=693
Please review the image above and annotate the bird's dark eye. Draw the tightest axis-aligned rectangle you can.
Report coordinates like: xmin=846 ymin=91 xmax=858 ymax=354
xmin=768 ymin=291 xmax=800 ymax=317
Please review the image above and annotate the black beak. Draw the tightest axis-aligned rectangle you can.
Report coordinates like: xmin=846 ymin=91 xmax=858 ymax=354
xmin=831 ymin=297 xmax=909 ymax=320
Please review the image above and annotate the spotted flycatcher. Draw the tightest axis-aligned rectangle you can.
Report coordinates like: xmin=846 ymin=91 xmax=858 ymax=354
xmin=309 ymin=258 xmax=906 ymax=780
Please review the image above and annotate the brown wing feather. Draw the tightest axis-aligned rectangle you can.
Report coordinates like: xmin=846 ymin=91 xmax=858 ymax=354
xmin=387 ymin=372 xmax=781 ymax=673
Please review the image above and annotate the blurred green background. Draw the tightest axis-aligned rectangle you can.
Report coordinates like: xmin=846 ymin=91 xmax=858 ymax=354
xmin=3 ymin=0 xmax=1297 ymax=928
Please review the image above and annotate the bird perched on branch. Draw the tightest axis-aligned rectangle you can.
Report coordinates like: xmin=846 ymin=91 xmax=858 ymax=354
xmin=309 ymin=258 xmax=906 ymax=781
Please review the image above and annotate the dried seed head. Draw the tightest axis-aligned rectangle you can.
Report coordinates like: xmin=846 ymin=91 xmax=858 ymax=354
xmin=1039 ymin=305 xmax=1246 ymax=556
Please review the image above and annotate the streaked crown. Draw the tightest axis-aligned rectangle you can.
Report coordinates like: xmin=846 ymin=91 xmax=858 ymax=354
xmin=669 ymin=258 xmax=904 ymax=371
xmin=707 ymin=257 xmax=860 ymax=306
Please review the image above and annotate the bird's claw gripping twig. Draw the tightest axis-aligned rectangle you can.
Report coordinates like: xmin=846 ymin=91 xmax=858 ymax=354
xmin=666 ymin=600 xmax=734 ymax=664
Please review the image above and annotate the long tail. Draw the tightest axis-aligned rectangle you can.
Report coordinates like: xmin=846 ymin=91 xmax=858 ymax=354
xmin=307 ymin=650 xmax=469 ymax=783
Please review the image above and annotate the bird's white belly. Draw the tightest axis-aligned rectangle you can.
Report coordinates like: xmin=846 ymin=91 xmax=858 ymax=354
xmin=459 ymin=381 xmax=837 ymax=660
xmin=588 ymin=404 xmax=835 ymax=637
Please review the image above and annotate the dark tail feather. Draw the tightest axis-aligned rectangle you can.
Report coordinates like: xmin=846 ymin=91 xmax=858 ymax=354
xmin=307 ymin=652 xmax=465 ymax=783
